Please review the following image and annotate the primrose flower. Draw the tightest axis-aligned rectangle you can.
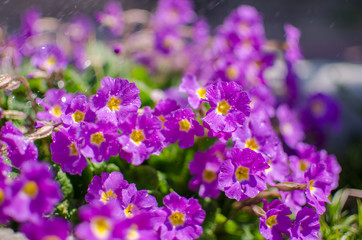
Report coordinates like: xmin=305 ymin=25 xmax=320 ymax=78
xmin=202 ymin=81 xmax=250 ymax=137
xmin=50 ymin=127 xmax=87 ymax=175
xmin=75 ymin=202 xmax=122 ymax=240
xmin=62 ymin=94 xmax=96 ymax=127
xmin=284 ymin=24 xmax=303 ymax=64
xmin=80 ymin=121 xmax=120 ymax=163
xmin=3 ymin=161 xmax=62 ymax=223
xmin=1 ymin=121 xmax=38 ymax=168
xmin=64 ymin=15 xmax=94 ymax=45
xmin=291 ymin=207 xmax=320 ymax=240
xmin=163 ymin=108 xmax=204 ymax=148
xmin=218 ymin=148 xmax=269 ymax=201
xmin=179 ymin=74 xmax=207 ymax=109
xmin=153 ymin=0 xmax=195 ymax=27
xmin=118 ymin=183 xmax=158 ymax=219
xmin=21 ymin=217 xmax=71 ymax=240
xmin=259 ymin=199 xmax=292 ymax=240
xmin=305 ymin=162 xmax=332 ymax=214
xmin=86 ymin=172 xmax=129 ymax=205
xmin=118 ymin=107 xmax=164 ymax=165
xmin=159 ymin=192 xmax=205 ymax=240
xmin=276 ymin=104 xmax=305 ymax=149
xmin=95 ymin=1 xmax=124 ymax=36
xmin=90 ymin=77 xmax=141 ymax=126
xmin=36 ymin=88 xmax=73 ymax=123
xmin=31 ymin=44 xmax=67 ymax=74
xmin=113 ymin=213 xmax=159 ymax=239
xmin=189 ymin=147 xmax=223 ymax=198
xmin=154 ymin=27 xmax=183 ymax=55
xmin=153 ymin=98 xmax=180 ymax=131
xmin=301 ymin=93 xmax=340 ymax=143
xmin=289 ymin=143 xmax=318 ymax=179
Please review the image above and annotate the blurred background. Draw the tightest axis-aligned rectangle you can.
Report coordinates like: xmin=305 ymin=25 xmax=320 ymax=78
xmin=1 ymin=0 xmax=362 ymax=192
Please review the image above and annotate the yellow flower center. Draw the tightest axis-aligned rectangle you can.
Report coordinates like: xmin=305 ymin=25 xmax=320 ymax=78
xmin=126 ymin=224 xmax=140 ymax=240
xmin=203 ymin=169 xmax=217 ymax=182
xmin=299 ymin=160 xmax=309 ymax=172
xmin=309 ymin=180 xmax=315 ymax=192
xmin=91 ymin=217 xmax=112 ymax=239
xmin=23 ymin=181 xmax=39 ymax=198
xmin=169 ymin=211 xmax=185 ymax=226
xmin=91 ymin=132 xmax=105 ymax=146
xmin=0 ymin=189 xmax=4 ymax=205
xmin=226 ymin=65 xmax=239 ymax=80
xmin=130 ymin=130 xmax=145 ymax=145
xmin=125 ymin=204 xmax=135 ymax=218
xmin=235 ymin=166 xmax=249 ymax=182
xmin=68 ymin=142 xmax=78 ymax=156
xmin=311 ymin=99 xmax=325 ymax=117
xmin=107 ymin=96 xmax=121 ymax=111
xmin=158 ymin=115 xmax=166 ymax=129
xmin=217 ymin=100 xmax=231 ymax=115
xmin=196 ymin=88 xmax=207 ymax=99
xmin=42 ymin=236 xmax=61 ymax=240
xmin=51 ymin=105 xmax=62 ymax=118
xmin=245 ymin=138 xmax=259 ymax=151
xmin=179 ymin=119 xmax=191 ymax=132
xmin=266 ymin=215 xmax=277 ymax=228
xmin=72 ymin=110 xmax=85 ymax=123
xmin=44 ymin=56 xmax=57 ymax=70
xmin=100 ymin=190 xmax=117 ymax=204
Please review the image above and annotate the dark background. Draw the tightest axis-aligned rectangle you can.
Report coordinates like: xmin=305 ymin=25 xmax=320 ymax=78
xmin=1 ymin=0 xmax=362 ymax=61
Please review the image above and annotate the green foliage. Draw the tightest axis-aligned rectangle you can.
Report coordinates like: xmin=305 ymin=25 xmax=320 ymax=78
xmin=320 ymin=189 xmax=362 ymax=239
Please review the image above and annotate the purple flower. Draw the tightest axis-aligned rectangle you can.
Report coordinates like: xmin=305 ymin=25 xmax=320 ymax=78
xmin=153 ymin=0 xmax=195 ymax=27
xmin=179 ymin=74 xmax=207 ymax=109
xmin=291 ymin=207 xmax=320 ymax=240
xmin=305 ymin=163 xmax=332 ymax=214
xmin=31 ymin=44 xmax=68 ymax=74
xmin=62 ymin=94 xmax=95 ymax=127
xmin=289 ymin=143 xmax=318 ymax=179
xmin=64 ymin=15 xmax=94 ymax=45
xmin=218 ymin=148 xmax=269 ymax=201
xmin=163 ymin=108 xmax=204 ymax=148
xmin=154 ymin=27 xmax=183 ymax=55
xmin=21 ymin=217 xmax=71 ymax=240
xmin=118 ymin=107 xmax=164 ymax=165
xmin=36 ymin=88 xmax=73 ymax=123
xmin=118 ymin=183 xmax=158 ymax=219
xmin=50 ymin=127 xmax=87 ymax=175
xmin=276 ymin=104 xmax=305 ymax=149
xmin=3 ymin=161 xmax=62 ymax=223
xmin=188 ymin=147 xmax=223 ymax=198
xmin=284 ymin=24 xmax=303 ymax=64
xmin=1 ymin=121 xmax=38 ymax=168
xmin=202 ymin=81 xmax=250 ymax=137
xmin=153 ymin=98 xmax=180 ymax=131
xmin=80 ymin=121 xmax=120 ymax=163
xmin=301 ymin=93 xmax=340 ymax=144
xmin=113 ymin=213 xmax=158 ymax=239
xmin=260 ymin=199 xmax=292 ymax=240
xmin=248 ymin=84 xmax=276 ymax=117
xmin=86 ymin=172 xmax=129 ymax=205
xmin=232 ymin=113 xmax=279 ymax=158
xmin=0 ymin=35 xmax=23 ymax=70
xmin=95 ymin=1 xmax=124 ymax=36
xmin=224 ymin=5 xmax=265 ymax=41
xmin=159 ymin=192 xmax=205 ymax=240
xmin=90 ymin=77 xmax=141 ymax=125
xmin=75 ymin=202 xmax=122 ymax=240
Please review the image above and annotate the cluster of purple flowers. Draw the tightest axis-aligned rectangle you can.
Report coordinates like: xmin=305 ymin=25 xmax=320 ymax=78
xmin=77 ymin=172 xmax=205 ymax=240
xmin=0 ymin=0 xmax=343 ymax=239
